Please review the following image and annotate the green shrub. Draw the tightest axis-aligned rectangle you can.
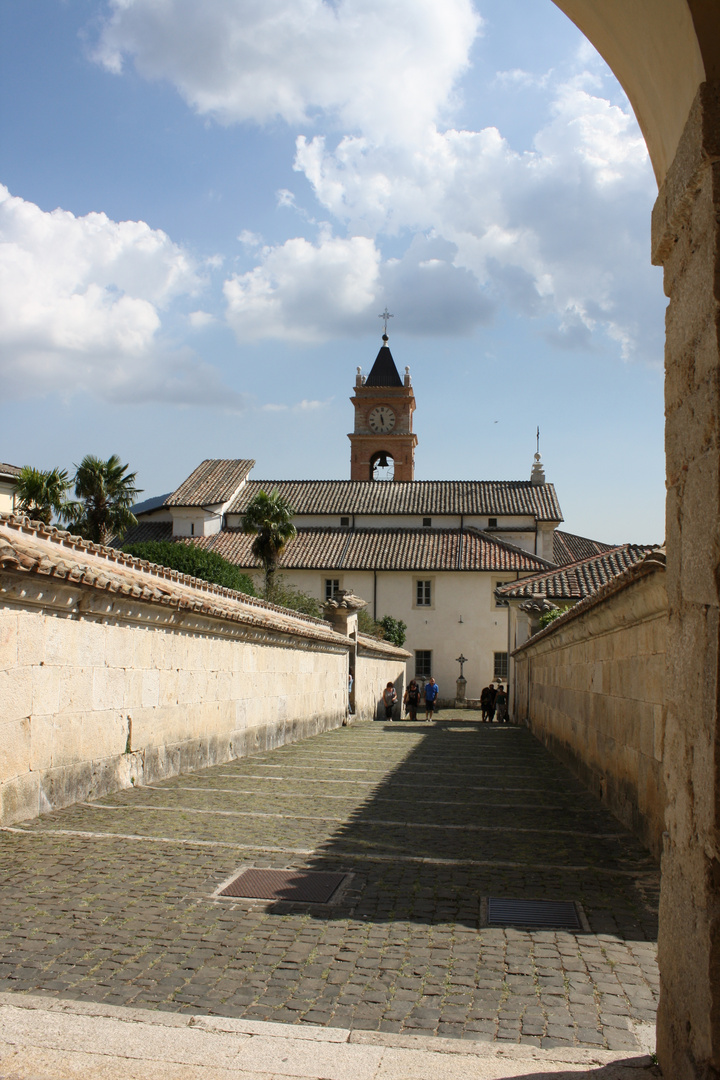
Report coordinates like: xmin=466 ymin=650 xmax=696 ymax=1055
xmin=538 ymin=604 xmax=574 ymax=629
xmin=122 ymin=540 xmax=257 ymax=595
xmin=357 ymin=608 xmax=384 ymax=638
xmin=267 ymin=579 xmax=322 ymax=618
xmin=379 ymin=615 xmax=407 ymax=648
xmin=356 ymin=609 xmax=407 ymax=645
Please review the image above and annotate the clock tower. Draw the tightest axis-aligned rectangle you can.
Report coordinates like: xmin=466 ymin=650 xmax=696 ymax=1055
xmin=349 ymin=330 xmax=417 ymax=482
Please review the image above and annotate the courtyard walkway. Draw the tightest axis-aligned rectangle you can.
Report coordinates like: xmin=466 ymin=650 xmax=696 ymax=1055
xmin=0 ymin=718 xmax=660 ymax=1067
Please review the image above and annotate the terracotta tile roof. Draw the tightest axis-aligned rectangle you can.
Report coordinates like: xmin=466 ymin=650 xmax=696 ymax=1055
xmin=513 ymin=549 xmax=666 ymax=652
xmin=553 ymin=530 xmax=616 ymax=565
xmin=192 ymin=526 xmax=552 ymax=573
xmin=0 ymin=462 xmax=21 ymax=479
xmin=0 ymin=513 xmax=352 ymax=645
xmin=166 ymin=459 xmax=255 ymax=507
xmin=228 ymin=480 xmax=563 ymax=521
xmin=496 ymin=544 xmax=656 ymax=602
xmin=118 ymin=520 xmax=173 ymax=546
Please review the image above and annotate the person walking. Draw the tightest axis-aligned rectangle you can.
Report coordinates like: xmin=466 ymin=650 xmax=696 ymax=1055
xmin=383 ymin=681 xmax=398 ymax=720
xmin=495 ymin=685 xmax=508 ymax=723
xmin=487 ymin=683 xmax=497 ymax=722
xmin=404 ymin=679 xmax=420 ymax=721
xmin=480 ymin=684 xmax=493 ymax=722
xmin=424 ymin=677 xmax=440 ymax=721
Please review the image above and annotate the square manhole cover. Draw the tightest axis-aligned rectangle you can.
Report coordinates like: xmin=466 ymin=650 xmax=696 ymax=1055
xmin=488 ymin=897 xmax=581 ymax=930
xmin=219 ymin=868 xmax=346 ymax=903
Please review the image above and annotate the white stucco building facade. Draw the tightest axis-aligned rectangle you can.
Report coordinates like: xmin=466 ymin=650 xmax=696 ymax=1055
xmin=130 ymin=338 xmax=616 ymax=704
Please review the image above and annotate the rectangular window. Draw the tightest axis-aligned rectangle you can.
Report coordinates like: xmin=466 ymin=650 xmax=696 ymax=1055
xmin=340 ymin=516 xmax=350 ymax=527
xmin=494 ymin=652 xmax=508 ymax=681
xmin=422 ymin=517 xmax=432 ymax=527
xmin=488 ymin=517 xmax=498 ymax=528
xmin=415 ymin=650 xmax=432 ymax=679
xmin=416 ymin=579 xmax=432 ymax=606
xmin=324 ymin=578 xmax=340 ymax=601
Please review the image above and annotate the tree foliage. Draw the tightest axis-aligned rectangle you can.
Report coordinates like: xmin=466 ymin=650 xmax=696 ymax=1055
xmin=267 ymin=578 xmax=322 ymax=618
xmin=121 ymin=540 xmax=257 ymax=595
xmin=379 ymin=615 xmax=407 ymax=648
xmin=357 ymin=608 xmax=384 ymax=638
xmin=242 ymin=489 xmax=297 ymax=598
xmin=538 ymin=604 xmax=574 ymax=629
xmin=64 ymin=455 xmax=141 ymax=545
xmin=356 ymin=609 xmax=408 ymax=646
xmin=15 ymin=466 xmax=71 ymax=525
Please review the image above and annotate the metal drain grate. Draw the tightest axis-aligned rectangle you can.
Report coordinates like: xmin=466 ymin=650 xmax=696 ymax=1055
xmin=487 ymin=897 xmax=581 ymax=930
xmin=220 ymin=868 xmax=346 ymax=903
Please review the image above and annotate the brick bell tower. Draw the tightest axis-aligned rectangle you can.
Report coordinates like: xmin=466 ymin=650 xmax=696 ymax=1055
xmin=349 ymin=314 xmax=417 ymax=482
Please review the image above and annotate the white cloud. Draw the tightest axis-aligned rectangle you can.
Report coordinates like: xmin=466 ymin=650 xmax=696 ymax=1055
xmin=0 ymin=185 xmax=246 ymax=405
xmin=291 ymin=77 xmax=663 ymax=361
xmin=261 ymin=397 xmax=331 ymax=412
xmin=189 ymin=310 xmax=216 ymax=327
xmin=224 ymin=232 xmax=381 ymax=342
xmin=93 ymin=0 xmax=480 ymax=142
xmin=223 ymin=228 xmax=495 ymax=342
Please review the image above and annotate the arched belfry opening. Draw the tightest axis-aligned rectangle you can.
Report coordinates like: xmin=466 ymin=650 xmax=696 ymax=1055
xmin=370 ymin=450 xmax=394 ymax=481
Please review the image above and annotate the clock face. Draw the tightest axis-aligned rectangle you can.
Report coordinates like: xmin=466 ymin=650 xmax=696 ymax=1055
xmin=368 ymin=406 xmax=396 ymax=434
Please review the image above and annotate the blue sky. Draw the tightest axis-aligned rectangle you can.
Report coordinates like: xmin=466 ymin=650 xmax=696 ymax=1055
xmin=0 ymin=0 xmax=666 ymax=543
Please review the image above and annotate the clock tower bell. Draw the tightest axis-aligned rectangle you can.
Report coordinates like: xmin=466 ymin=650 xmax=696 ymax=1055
xmin=349 ymin=328 xmax=417 ymax=482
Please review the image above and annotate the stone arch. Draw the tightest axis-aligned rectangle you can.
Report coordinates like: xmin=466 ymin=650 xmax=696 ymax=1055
xmin=370 ymin=450 xmax=395 ymax=482
xmin=545 ymin=5 xmax=720 ymax=1077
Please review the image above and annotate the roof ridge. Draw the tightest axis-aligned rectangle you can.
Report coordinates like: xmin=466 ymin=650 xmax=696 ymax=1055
xmin=464 ymin=525 xmax=557 ymax=568
xmin=0 ymin=512 xmax=329 ymax=625
xmin=513 ymin=549 xmax=666 ymax=651
xmin=501 ymin=541 xmax=651 ymax=588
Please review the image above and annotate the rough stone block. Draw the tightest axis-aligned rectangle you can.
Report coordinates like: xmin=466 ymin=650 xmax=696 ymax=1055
xmin=0 ymin=716 xmax=31 ymax=781
xmin=92 ymin=666 xmax=127 ymax=712
xmin=31 ymin=665 xmax=61 ymax=717
xmin=0 ymin=667 xmax=32 ymax=723
xmin=29 ymin=713 xmax=55 ymax=772
xmin=0 ymin=612 xmax=19 ymax=668
xmin=17 ymin=614 xmax=48 ymax=668
xmin=0 ymin=770 xmax=39 ymax=825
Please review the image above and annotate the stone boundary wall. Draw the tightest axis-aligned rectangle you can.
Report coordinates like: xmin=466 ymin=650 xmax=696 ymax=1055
xmin=355 ymin=637 xmax=407 ymax=721
xmin=512 ymin=552 xmax=667 ymax=859
xmin=0 ymin=516 xmax=407 ymax=826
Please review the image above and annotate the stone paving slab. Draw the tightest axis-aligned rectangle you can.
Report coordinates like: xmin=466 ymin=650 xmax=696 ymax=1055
xmin=0 ymin=994 xmax=660 ymax=1079
xmin=0 ymin=719 xmax=660 ymax=1056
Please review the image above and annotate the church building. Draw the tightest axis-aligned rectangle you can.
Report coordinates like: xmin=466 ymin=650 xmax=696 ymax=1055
xmin=131 ymin=331 xmax=610 ymax=701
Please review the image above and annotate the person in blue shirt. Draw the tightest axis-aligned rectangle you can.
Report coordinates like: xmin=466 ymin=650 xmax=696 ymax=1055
xmin=424 ymin=677 xmax=439 ymax=720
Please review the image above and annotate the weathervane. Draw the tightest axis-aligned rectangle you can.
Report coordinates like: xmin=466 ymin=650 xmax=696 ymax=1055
xmin=379 ymin=308 xmax=394 ymax=336
xmin=536 ymin=426 xmax=540 ymax=455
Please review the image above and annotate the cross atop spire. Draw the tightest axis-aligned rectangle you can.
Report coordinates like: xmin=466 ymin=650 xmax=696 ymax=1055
xmin=379 ymin=307 xmax=394 ymax=338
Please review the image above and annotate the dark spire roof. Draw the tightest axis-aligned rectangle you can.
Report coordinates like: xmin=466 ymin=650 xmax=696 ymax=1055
xmin=366 ymin=344 xmax=402 ymax=387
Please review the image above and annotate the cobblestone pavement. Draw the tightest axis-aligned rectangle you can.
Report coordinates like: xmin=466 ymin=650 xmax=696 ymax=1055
xmin=0 ymin=719 xmax=660 ymax=1054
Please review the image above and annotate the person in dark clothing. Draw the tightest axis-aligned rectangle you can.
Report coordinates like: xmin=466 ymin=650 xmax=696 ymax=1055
xmin=487 ymin=683 xmax=497 ymax=722
xmin=404 ymin=679 xmax=420 ymax=721
xmin=494 ymin=685 xmax=508 ymax=723
xmin=480 ymin=684 xmax=494 ymax=722
xmin=383 ymin=681 xmax=398 ymax=720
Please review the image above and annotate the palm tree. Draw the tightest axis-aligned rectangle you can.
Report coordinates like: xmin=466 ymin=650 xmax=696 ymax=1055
xmin=15 ymin=466 xmax=71 ymax=525
xmin=63 ymin=454 xmax=142 ymax=545
xmin=242 ymin=489 xmax=297 ymax=599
